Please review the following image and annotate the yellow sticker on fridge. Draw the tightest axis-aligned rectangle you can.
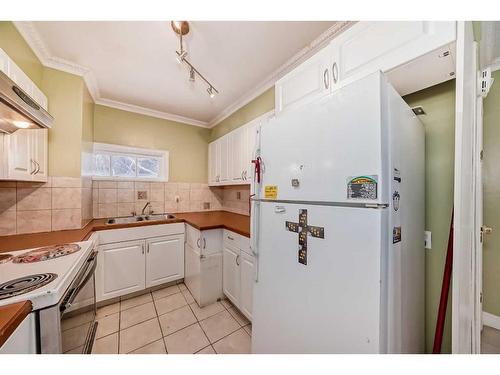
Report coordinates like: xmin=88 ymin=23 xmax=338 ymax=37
xmin=264 ymin=185 xmax=278 ymax=199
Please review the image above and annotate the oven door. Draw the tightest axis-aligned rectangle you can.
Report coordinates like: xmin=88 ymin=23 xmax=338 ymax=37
xmin=59 ymin=251 xmax=98 ymax=354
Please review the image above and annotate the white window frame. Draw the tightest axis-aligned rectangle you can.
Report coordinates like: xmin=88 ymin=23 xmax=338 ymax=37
xmin=92 ymin=143 xmax=169 ymax=182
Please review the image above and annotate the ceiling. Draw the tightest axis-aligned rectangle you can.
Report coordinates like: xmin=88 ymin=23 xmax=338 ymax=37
xmin=16 ymin=21 xmax=344 ymax=127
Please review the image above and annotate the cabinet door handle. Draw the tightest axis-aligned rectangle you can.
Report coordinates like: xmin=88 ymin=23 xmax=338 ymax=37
xmin=203 ymin=238 xmax=206 ymax=249
xmin=332 ymin=62 xmax=339 ymax=84
xmin=323 ymin=68 xmax=330 ymax=89
xmin=141 ymin=245 xmax=145 ymax=255
xmin=236 ymin=254 xmax=240 ymax=266
xmin=241 ymin=171 xmax=244 ymax=180
xmin=197 ymin=238 xmax=201 ymax=248
xmin=227 ymin=235 xmax=234 ymax=241
xmin=34 ymin=161 xmax=40 ymax=174
xmin=30 ymin=159 xmax=36 ymax=175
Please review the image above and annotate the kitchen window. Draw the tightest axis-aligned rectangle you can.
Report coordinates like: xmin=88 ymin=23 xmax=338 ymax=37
xmin=92 ymin=143 xmax=169 ymax=181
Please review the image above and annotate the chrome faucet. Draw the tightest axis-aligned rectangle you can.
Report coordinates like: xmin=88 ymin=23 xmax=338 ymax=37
xmin=141 ymin=201 xmax=152 ymax=215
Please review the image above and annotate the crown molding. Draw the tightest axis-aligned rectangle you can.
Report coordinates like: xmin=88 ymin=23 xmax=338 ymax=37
xmin=14 ymin=21 xmax=354 ymax=130
xmin=207 ymin=21 xmax=355 ymax=127
xmin=95 ymin=98 xmax=210 ymax=128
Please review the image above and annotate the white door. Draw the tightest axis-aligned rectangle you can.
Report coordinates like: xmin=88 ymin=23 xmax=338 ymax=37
xmin=452 ymin=21 xmax=478 ymax=354
xmin=31 ymin=129 xmax=48 ymax=182
xmin=146 ymin=234 xmax=184 ymax=288
xmin=96 ymin=240 xmax=146 ymax=301
xmin=252 ymin=202 xmax=386 ymax=354
xmin=219 ymin=135 xmax=230 ymax=183
xmin=208 ymin=141 xmax=217 ymax=185
xmin=184 ymin=242 xmax=201 ymax=305
xmin=275 ymin=46 xmax=332 ymax=114
xmin=239 ymin=251 xmax=254 ymax=321
xmin=230 ymin=127 xmax=245 ymax=182
xmin=244 ymin=120 xmax=260 ymax=183
xmin=6 ymin=129 xmax=32 ymax=180
xmin=222 ymin=244 xmax=240 ymax=306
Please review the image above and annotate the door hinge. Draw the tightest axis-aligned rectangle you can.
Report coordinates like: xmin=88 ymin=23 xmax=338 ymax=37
xmin=480 ymin=150 xmax=484 ymax=161
xmin=478 ymin=68 xmax=494 ymax=98
xmin=480 ymin=292 xmax=483 ymax=303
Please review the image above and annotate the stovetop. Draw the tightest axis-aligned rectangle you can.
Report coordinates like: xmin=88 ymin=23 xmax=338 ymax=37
xmin=11 ymin=244 xmax=81 ymax=264
xmin=0 ymin=273 xmax=58 ymax=300
xmin=0 ymin=240 xmax=95 ymax=310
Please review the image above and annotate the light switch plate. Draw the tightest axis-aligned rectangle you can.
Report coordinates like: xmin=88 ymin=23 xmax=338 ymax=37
xmin=424 ymin=231 xmax=432 ymax=249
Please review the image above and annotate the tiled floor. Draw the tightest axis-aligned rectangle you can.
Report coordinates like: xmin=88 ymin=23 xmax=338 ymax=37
xmin=92 ymin=283 xmax=252 ymax=354
xmin=481 ymin=326 xmax=500 ymax=354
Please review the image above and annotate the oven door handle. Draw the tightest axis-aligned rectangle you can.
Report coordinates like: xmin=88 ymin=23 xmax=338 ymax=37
xmin=60 ymin=251 xmax=98 ymax=312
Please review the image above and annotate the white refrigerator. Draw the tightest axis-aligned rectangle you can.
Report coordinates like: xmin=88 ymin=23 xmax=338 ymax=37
xmin=251 ymin=71 xmax=425 ymax=353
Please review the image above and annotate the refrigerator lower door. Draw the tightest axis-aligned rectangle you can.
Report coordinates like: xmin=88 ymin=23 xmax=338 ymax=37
xmin=252 ymin=202 xmax=388 ymax=354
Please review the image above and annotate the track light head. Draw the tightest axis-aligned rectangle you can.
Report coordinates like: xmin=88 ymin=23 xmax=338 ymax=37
xmin=207 ymin=86 xmax=215 ymax=99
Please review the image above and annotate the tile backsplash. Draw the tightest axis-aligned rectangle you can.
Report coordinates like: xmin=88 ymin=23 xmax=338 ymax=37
xmin=92 ymin=180 xmax=224 ymax=218
xmin=0 ymin=177 xmax=251 ymax=236
xmin=0 ymin=176 xmax=93 ymax=236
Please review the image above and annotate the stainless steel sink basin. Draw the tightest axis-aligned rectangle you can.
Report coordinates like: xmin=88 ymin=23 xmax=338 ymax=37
xmin=106 ymin=214 xmax=176 ymax=225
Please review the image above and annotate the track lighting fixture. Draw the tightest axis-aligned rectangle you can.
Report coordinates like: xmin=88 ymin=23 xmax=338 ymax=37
xmin=171 ymin=21 xmax=219 ymax=98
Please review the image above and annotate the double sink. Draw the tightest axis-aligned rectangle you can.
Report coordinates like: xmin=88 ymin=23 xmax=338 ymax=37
xmin=106 ymin=214 xmax=176 ymax=225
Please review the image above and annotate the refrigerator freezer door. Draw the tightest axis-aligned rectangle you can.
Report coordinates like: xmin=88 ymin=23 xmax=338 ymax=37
xmin=252 ymin=202 xmax=388 ymax=353
xmin=259 ymin=72 xmax=389 ymax=204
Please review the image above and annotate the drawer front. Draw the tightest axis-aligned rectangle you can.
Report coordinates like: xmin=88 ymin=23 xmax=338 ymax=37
xmin=223 ymin=229 xmax=251 ymax=255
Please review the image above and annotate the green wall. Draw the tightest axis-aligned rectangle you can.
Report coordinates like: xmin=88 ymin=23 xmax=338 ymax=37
xmin=93 ymin=105 xmax=210 ymax=183
xmin=0 ymin=22 xmax=43 ymax=87
xmin=482 ymin=70 xmax=500 ymax=317
xmin=42 ymin=68 xmax=86 ymax=177
xmin=403 ymin=79 xmax=456 ymax=354
xmin=210 ymin=87 xmax=275 ymax=141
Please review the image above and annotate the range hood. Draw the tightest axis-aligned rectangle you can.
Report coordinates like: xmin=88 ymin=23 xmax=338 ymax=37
xmin=0 ymin=70 xmax=53 ymax=134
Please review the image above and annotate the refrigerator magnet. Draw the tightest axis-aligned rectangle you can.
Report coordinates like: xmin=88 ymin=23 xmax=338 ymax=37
xmin=393 ymin=226 xmax=402 ymax=244
xmin=264 ymin=185 xmax=278 ymax=199
xmin=347 ymin=175 xmax=378 ymax=200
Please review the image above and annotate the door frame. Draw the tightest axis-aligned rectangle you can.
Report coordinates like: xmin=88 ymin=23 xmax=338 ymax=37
xmin=452 ymin=21 xmax=481 ymax=354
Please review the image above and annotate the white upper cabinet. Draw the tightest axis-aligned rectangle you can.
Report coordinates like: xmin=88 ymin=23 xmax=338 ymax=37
xmin=275 ymin=21 xmax=456 ymax=115
xmin=208 ymin=114 xmax=266 ymax=187
xmin=275 ymin=46 xmax=332 ymax=113
xmin=0 ymin=129 xmax=48 ymax=182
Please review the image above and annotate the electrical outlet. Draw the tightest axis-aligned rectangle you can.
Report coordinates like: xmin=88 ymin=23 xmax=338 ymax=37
xmin=424 ymin=231 xmax=432 ymax=249
xmin=236 ymin=191 xmax=241 ymax=200
xmin=203 ymin=202 xmax=210 ymax=210
xmin=137 ymin=191 xmax=147 ymax=200
xmin=175 ymin=195 xmax=180 ymax=203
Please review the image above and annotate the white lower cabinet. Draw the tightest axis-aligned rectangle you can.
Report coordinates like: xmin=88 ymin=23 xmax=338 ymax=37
xmin=222 ymin=230 xmax=254 ymax=321
xmin=146 ymin=234 xmax=184 ymax=288
xmin=239 ymin=251 xmax=255 ymax=321
xmin=184 ymin=224 xmax=224 ymax=307
xmin=95 ymin=224 xmax=185 ymax=302
xmin=222 ymin=243 xmax=241 ymax=306
xmin=97 ymin=240 xmax=146 ymax=301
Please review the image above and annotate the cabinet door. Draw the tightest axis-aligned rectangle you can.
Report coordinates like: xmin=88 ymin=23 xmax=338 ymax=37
xmin=219 ymin=135 xmax=230 ymax=183
xmin=6 ymin=129 xmax=33 ymax=180
xmin=331 ymin=21 xmax=456 ymax=90
xmin=31 ymin=129 xmax=48 ymax=182
xmin=244 ymin=120 xmax=260 ymax=183
xmin=275 ymin=46 xmax=331 ymax=114
xmin=222 ymin=244 xmax=240 ymax=306
xmin=230 ymin=127 xmax=245 ymax=183
xmin=96 ymin=240 xmax=146 ymax=302
xmin=208 ymin=141 xmax=217 ymax=185
xmin=239 ymin=251 xmax=254 ymax=321
xmin=146 ymin=234 xmax=184 ymax=287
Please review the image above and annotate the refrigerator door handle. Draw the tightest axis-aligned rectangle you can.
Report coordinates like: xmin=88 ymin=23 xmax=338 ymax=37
xmin=251 ymin=200 xmax=260 ymax=282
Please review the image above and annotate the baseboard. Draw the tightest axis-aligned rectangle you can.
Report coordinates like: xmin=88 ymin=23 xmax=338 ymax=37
xmin=483 ymin=311 xmax=500 ymax=330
